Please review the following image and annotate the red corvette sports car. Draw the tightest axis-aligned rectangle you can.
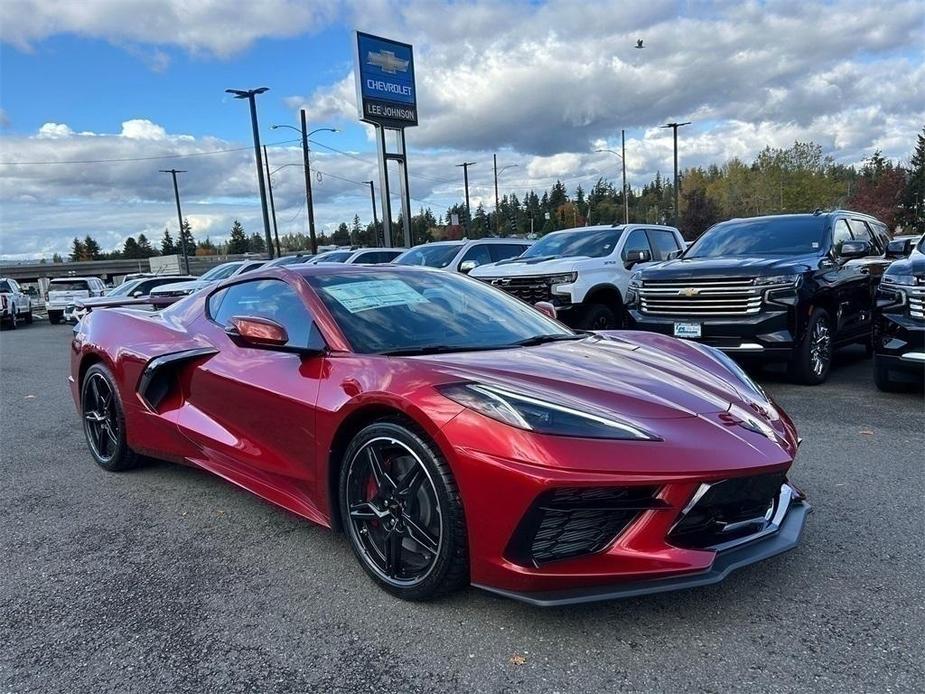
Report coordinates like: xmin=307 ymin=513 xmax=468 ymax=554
xmin=70 ymin=264 xmax=809 ymax=605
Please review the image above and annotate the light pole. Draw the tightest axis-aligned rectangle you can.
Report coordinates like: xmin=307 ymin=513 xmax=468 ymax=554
xmin=456 ymin=161 xmax=477 ymax=228
xmin=271 ymin=112 xmax=337 ymax=255
xmin=262 ymin=145 xmax=281 ymax=257
xmin=159 ymin=168 xmax=191 ymax=274
xmin=493 ymin=154 xmax=519 ymax=235
xmin=367 ymin=181 xmax=379 ymax=245
xmin=595 ymin=129 xmax=629 ymax=224
xmin=226 ymin=87 xmax=274 ymax=258
xmin=661 ymin=121 xmax=691 ymax=226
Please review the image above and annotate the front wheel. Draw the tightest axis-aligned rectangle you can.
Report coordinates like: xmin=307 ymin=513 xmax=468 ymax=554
xmin=789 ymin=307 xmax=833 ymax=385
xmin=24 ymin=307 xmax=33 ymax=324
xmin=48 ymin=311 xmax=62 ymax=325
xmin=873 ymin=355 xmax=902 ymax=392
xmin=80 ymin=363 xmax=140 ymax=471
xmin=339 ymin=420 xmax=469 ymax=601
xmin=578 ymin=303 xmax=620 ymax=330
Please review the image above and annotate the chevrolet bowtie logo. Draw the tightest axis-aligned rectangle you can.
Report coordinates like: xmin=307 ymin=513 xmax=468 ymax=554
xmin=367 ymin=50 xmax=409 ymax=74
xmin=678 ymin=287 xmax=700 ymax=297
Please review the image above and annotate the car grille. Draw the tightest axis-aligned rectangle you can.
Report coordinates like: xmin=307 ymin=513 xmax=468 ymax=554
xmin=908 ymin=285 xmax=924 ymax=320
xmin=481 ymin=276 xmax=554 ymax=304
xmin=668 ymin=471 xmax=787 ymax=550
xmin=639 ymin=277 xmax=764 ymax=316
xmin=505 ymin=486 xmax=663 ymax=566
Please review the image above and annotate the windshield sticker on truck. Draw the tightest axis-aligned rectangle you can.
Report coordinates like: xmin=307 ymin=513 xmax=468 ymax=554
xmin=323 ymin=279 xmax=429 ymax=314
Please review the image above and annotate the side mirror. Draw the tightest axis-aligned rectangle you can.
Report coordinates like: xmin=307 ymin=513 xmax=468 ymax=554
xmin=459 ymin=260 xmax=478 ymax=274
xmin=624 ymin=249 xmax=652 ymax=269
xmin=838 ymin=240 xmax=871 ymax=260
xmin=226 ymin=315 xmax=289 ymax=348
xmin=885 ymin=239 xmax=911 ymax=259
xmin=131 ymin=290 xmax=144 ymax=298
xmin=534 ymin=301 xmax=557 ymax=320
xmin=667 ymin=249 xmax=683 ymax=260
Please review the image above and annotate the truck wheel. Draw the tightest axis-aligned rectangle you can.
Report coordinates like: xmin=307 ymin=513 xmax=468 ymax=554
xmin=48 ymin=311 xmax=62 ymax=325
xmin=579 ymin=304 xmax=619 ymax=330
xmin=789 ymin=307 xmax=832 ymax=385
xmin=873 ymin=355 xmax=901 ymax=392
xmin=7 ymin=311 xmax=17 ymax=330
xmin=24 ymin=308 xmax=33 ymax=324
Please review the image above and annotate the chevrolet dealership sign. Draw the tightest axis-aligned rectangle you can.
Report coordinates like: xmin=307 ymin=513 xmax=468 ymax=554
xmin=355 ymin=31 xmax=418 ymax=127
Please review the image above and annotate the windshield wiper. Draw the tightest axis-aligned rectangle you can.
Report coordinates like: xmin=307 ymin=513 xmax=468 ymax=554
xmin=509 ymin=333 xmax=586 ymax=347
xmin=377 ymin=344 xmax=512 ymax=356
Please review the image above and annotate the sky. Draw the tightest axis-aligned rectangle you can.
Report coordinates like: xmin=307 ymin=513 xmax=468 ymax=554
xmin=0 ymin=0 xmax=923 ymax=260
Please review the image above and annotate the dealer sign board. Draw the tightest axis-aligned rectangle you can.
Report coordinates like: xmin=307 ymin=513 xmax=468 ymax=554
xmin=355 ymin=31 xmax=418 ymax=128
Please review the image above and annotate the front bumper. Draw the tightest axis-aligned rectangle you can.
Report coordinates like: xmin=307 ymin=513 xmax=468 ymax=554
xmin=875 ymin=310 xmax=925 ymax=376
xmin=478 ymin=497 xmax=809 ymax=606
xmin=626 ymin=307 xmax=796 ymax=356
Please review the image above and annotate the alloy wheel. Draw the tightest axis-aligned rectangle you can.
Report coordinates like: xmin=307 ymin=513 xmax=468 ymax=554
xmin=82 ymin=373 xmax=119 ymax=462
xmin=809 ymin=319 xmax=832 ymax=377
xmin=345 ymin=437 xmax=443 ymax=587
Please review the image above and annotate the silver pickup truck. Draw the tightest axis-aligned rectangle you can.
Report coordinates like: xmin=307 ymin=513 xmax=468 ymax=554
xmin=0 ymin=277 xmax=33 ymax=330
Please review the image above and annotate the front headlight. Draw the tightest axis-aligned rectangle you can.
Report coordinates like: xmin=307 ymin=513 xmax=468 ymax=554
xmin=755 ymin=274 xmax=801 ymax=286
xmin=546 ymin=272 xmax=577 ymax=285
xmin=438 ymin=382 xmax=658 ymax=440
xmin=883 ymin=274 xmax=917 ymax=287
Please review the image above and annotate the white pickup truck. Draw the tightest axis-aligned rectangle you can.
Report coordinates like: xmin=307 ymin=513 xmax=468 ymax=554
xmin=45 ymin=277 xmax=107 ymax=324
xmin=0 ymin=277 xmax=33 ymax=329
xmin=470 ymin=224 xmax=685 ymax=329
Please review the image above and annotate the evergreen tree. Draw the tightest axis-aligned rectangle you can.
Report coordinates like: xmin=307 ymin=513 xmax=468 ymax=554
xmin=52 ymin=253 xmax=64 ymax=263
xmin=137 ymin=233 xmax=156 ymax=257
xmin=83 ymin=235 xmax=102 ymax=260
xmin=248 ymin=232 xmax=266 ymax=254
xmin=351 ymin=214 xmax=363 ymax=245
xmin=160 ymin=228 xmax=176 ymax=255
xmin=122 ymin=236 xmax=142 ymax=259
xmin=902 ymin=126 xmax=925 ymax=231
xmin=227 ymin=220 xmax=249 ymax=254
xmin=69 ymin=238 xmax=86 ymax=262
xmin=178 ymin=219 xmax=196 ymax=258
xmin=332 ymin=223 xmax=350 ymax=246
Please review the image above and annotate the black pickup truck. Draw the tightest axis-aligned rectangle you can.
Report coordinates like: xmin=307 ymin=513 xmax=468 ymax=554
xmin=625 ymin=210 xmax=893 ymax=384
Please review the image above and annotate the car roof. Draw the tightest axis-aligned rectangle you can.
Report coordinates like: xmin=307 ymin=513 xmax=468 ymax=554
xmin=50 ymin=276 xmax=101 ymax=282
xmin=294 ymin=263 xmax=435 ymax=278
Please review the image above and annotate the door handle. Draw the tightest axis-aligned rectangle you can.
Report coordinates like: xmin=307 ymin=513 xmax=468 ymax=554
xmin=859 ymin=267 xmax=870 ymax=275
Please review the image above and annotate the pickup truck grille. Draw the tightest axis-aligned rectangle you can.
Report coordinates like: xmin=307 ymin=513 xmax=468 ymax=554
xmin=909 ymin=286 xmax=925 ymax=320
xmin=639 ymin=278 xmax=763 ymax=316
xmin=481 ymin=276 xmax=553 ymax=304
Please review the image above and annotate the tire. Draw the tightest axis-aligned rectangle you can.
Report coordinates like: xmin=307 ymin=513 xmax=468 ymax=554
xmin=48 ymin=311 xmax=62 ymax=325
xmin=25 ymin=308 xmax=33 ymax=324
xmin=578 ymin=303 xmax=620 ymax=330
xmin=788 ymin=307 xmax=833 ymax=385
xmin=873 ymin=355 xmax=901 ymax=392
xmin=7 ymin=310 xmax=17 ymax=330
xmin=339 ymin=419 xmax=469 ymax=601
xmin=80 ymin=363 xmax=140 ymax=472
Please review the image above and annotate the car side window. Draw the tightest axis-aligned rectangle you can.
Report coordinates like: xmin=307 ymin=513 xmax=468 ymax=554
xmin=209 ymin=279 xmax=317 ymax=348
xmin=459 ymin=244 xmax=492 ymax=269
xmin=832 ymin=220 xmax=854 ymax=254
xmin=489 ymin=244 xmax=528 ymax=262
xmin=645 ymin=230 xmax=681 ymax=261
xmin=621 ymin=229 xmax=651 ymax=260
xmin=848 ymin=219 xmax=877 ymax=253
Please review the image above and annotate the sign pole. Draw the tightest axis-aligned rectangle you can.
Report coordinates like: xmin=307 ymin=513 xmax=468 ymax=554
xmin=397 ymin=128 xmax=412 ymax=247
xmin=375 ymin=126 xmax=393 ymax=247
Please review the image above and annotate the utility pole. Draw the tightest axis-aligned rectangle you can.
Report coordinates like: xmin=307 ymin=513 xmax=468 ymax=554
xmin=456 ymin=161 xmax=477 ymax=228
xmin=159 ymin=168 xmax=190 ymax=274
xmin=368 ymin=181 xmax=380 ymax=246
xmin=262 ymin=145 xmax=281 ymax=257
xmin=493 ymin=154 xmax=500 ymax=234
xmin=226 ymin=87 xmax=274 ymax=258
xmin=621 ymin=129 xmax=628 ymax=224
xmin=661 ymin=121 xmax=691 ymax=227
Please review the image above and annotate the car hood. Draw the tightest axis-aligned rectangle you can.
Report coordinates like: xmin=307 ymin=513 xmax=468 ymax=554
xmin=640 ymin=254 xmax=819 ymax=280
xmin=150 ymin=279 xmax=208 ymax=294
xmin=470 ymin=256 xmax=586 ymax=278
xmin=414 ymin=332 xmax=767 ymax=423
xmin=884 ymin=249 xmax=925 ymax=278
xmin=75 ymin=295 xmax=152 ymax=308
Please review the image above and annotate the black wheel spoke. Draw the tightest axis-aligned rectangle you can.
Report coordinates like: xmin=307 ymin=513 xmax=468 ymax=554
xmin=402 ymin=515 xmax=439 ymax=555
xmin=367 ymin=445 xmax=395 ymax=492
xmin=90 ymin=376 xmax=103 ymax=410
xmin=384 ymin=527 xmax=403 ymax=578
xmin=349 ymin=501 xmax=385 ymax=521
xmin=395 ymin=466 xmax=424 ymax=497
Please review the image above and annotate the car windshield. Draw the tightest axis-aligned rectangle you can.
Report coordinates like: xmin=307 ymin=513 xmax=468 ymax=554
xmin=686 ymin=217 xmax=827 ymax=257
xmin=200 ymin=263 xmax=240 ymax=281
xmin=917 ymin=235 xmax=925 ymax=253
xmin=394 ymin=244 xmax=461 ymax=268
xmin=306 ymin=269 xmax=574 ymax=354
xmin=0 ymin=281 xmax=12 ymax=292
xmin=108 ymin=279 xmax=143 ymax=297
xmin=50 ymin=281 xmax=90 ymax=291
xmin=522 ymin=228 xmax=623 ymax=259
xmin=315 ymin=251 xmax=353 ymax=263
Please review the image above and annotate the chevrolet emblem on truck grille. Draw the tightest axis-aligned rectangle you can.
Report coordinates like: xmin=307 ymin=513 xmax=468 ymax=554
xmin=678 ymin=287 xmax=700 ymax=297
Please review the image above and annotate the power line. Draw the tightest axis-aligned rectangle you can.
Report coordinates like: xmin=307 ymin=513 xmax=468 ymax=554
xmin=0 ymin=138 xmax=300 ymax=166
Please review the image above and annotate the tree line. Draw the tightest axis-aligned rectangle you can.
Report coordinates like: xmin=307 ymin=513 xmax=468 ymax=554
xmin=60 ymin=130 xmax=924 ymax=262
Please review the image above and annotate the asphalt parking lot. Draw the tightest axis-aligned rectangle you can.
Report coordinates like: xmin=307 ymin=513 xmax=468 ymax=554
xmin=1 ymin=321 xmax=922 ymax=693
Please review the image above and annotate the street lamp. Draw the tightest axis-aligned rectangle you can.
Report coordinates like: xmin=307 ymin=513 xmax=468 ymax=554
xmin=595 ymin=129 xmax=629 ymax=224
xmin=158 ymin=169 xmax=191 ymax=274
xmin=226 ymin=87 xmax=274 ymax=258
xmin=661 ymin=121 xmax=691 ymax=227
xmin=492 ymin=154 xmax=520 ymax=234
xmin=456 ymin=161 xmax=477 ymax=228
xmin=272 ymin=112 xmax=338 ymax=255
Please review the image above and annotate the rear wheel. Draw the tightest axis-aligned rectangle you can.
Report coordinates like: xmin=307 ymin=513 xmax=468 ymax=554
xmin=80 ymin=363 xmax=140 ymax=472
xmin=48 ymin=311 xmax=62 ymax=325
xmin=789 ymin=308 xmax=833 ymax=385
xmin=339 ymin=420 xmax=468 ymax=601
xmin=578 ymin=303 xmax=620 ymax=330
xmin=24 ymin=307 xmax=33 ymax=324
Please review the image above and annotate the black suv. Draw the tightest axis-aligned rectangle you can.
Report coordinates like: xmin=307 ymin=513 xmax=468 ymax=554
xmin=625 ymin=211 xmax=892 ymax=384
xmin=873 ymin=234 xmax=924 ymax=390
